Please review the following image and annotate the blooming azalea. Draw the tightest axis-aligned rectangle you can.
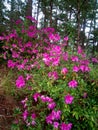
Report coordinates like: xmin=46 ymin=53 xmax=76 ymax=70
xmin=16 ymin=75 xmax=25 ymax=88
xmin=73 ymin=66 xmax=79 ymax=72
xmin=23 ymin=110 xmax=28 ymax=121
xmin=33 ymin=93 xmax=41 ymax=102
xmin=48 ymin=71 xmax=58 ymax=80
xmin=60 ymin=122 xmax=72 ymax=130
xmin=64 ymin=94 xmax=74 ymax=104
xmin=48 ymin=102 xmax=56 ymax=109
xmin=71 ymin=56 xmax=79 ymax=62
xmin=61 ymin=67 xmax=68 ymax=75
xmin=53 ymin=122 xmax=59 ymax=128
xmin=68 ymin=80 xmax=78 ymax=88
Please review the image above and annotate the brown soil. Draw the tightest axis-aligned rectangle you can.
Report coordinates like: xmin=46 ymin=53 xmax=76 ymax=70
xmin=0 ymin=62 xmax=18 ymax=130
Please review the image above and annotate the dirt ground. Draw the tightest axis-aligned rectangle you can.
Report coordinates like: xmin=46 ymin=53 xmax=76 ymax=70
xmin=0 ymin=63 xmax=18 ymax=130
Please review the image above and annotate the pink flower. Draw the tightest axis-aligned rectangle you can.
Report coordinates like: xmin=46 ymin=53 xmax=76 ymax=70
xmin=92 ymin=58 xmax=98 ymax=63
xmin=16 ymin=75 xmax=25 ymax=88
xmin=62 ymin=52 xmax=68 ymax=61
xmin=8 ymin=60 xmax=16 ymax=68
xmin=51 ymin=110 xmax=61 ymax=120
xmin=17 ymin=63 xmax=25 ymax=70
xmin=53 ymin=122 xmax=59 ymax=128
xmin=45 ymin=96 xmax=53 ymax=102
xmin=64 ymin=36 xmax=68 ymax=41
xmin=21 ymin=97 xmax=28 ymax=108
xmin=48 ymin=102 xmax=56 ymax=109
xmin=60 ymin=122 xmax=72 ymax=130
xmin=64 ymin=94 xmax=74 ymax=104
xmin=0 ymin=36 xmax=4 ymax=40
xmin=48 ymin=33 xmax=60 ymax=42
xmin=26 ymin=16 xmax=37 ymax=23
xmin=31 ymin=113 xmax=36 ymax=119
xmin=25 ymin=41 xmax=32 ymax=48
xmin=71 ymin=56 xmax=79 ymax=62
xmin=46 ymin=115 xmax=53 ymax=124
xmin=61 ymin=67 xmax=68 ymax=74
xmin=73 ymin=66 xmax=79 ymax=72
xmin=33 ymin=93 xmax=41 ymax=102
xmin=77 ymin=46 xmax=83 ymax=54
xmin=79 ymin=65 xmax=90 ymax=72
xmin=83 ymin=92 xmax=87 ymax=98
xmin=50 ymin=45 xmax=61 ymax=56
xmin=23 ymin=110 xmax=28 ymax=121
xmin=48 ymin=71 xmax=58 ymax=80
xmin=16 ymin=19 xmax=22 ymax=24
xmin=12 ymin=51 xmax=20 ymax=58
xmin=68 ymin=80 xmax=78 ymax=88
xmin=31 ymin=120 xmax=36 ymax=126
xmin=52 ymin=57 xmax=60 ymax=66
xmin=40 ymin=95 xmax=53 ymax=103
xmin=43 ymin=53 xmax=51 ymax=66
xmin=26 ymin=74 xmax=32 ymax=81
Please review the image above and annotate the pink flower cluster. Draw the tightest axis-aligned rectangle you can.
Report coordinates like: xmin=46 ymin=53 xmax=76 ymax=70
xmin=60 ymin=122 xmax=72 ymax=130
xmin=48 ymin=33 xmax=60 ymax=42
xmin=16 ymin=75 xmax=25 ymax=88
xmin=61 ymin=67 xmax=68 ymax=75
xmin=64 ymin=94 xmax=74 ymax=104
xmin=68 ymin=80 xmax=78 ymax=88
xmin=48 ymin=71 xmax=58 ymax=80
xmin=33 ymin=93 xmax=56 ymax=110
xmin=46 ymin=110 xmax=61 ymax=125
xmin=43 ymin=45 xmax=61 ymax=66
xmin=32 ymin=92 xmax=72 ymax=129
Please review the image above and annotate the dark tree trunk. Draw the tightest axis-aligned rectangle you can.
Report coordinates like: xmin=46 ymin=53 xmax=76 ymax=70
xmin=49 ymin=0 xmax=53 ymax=26
xmin=76 ymin=0 xmax=81 ymax=47
xmin=26 ymin=0 xmax=32 ymax=17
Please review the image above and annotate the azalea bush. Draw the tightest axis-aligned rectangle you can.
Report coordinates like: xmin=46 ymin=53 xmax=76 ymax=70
xmin=1 ymin=16 xmax=98 ymax=130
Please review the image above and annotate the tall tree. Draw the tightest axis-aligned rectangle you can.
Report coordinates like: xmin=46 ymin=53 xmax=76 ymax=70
xmin=25 ymin=0 xmax=32 ymax=17
xmin=0 ymin=0 xmax=6 ymax=34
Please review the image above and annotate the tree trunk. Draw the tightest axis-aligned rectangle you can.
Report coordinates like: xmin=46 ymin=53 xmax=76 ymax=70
xmin=76 ymin=0 xmax=81 ymax=47
xmin=26 ymin=0 xmax=32 ymax=17
xmin=49 ymin=0 xmax=53 ymax=26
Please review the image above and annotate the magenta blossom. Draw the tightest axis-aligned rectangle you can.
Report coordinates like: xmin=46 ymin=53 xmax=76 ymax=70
xmin=62 ymin=52 xmax=68 ymax=61
xmin=79 ymin=65 xmax=90 ymax=72
xmin=64 ymin=36 xmax=68 ymax=41
xmin=92 ymin=58 xmax=98 ymax=63
xmin=77 ymin=46 xmax=83 ymax=54
xmin=48 ymin=102 xmax=56 ymax=109
xmin=64 ymin=94 xmax=74 ymax=104
xmin=48 ymin=33 xmax=60 ymax=42
xmin=8 ymin=60 xmax=16 ymax=68
xmin=40 ymin=95 xmax=53 ymax=103
xmin=48 ymin=71 xmax=58 ymax=80
xmin=16 ymin=75 xmax=25 ymax=88
xmin=31 ymin=120 xmax=36 ymax=126
xmin=53 ymin=122 xmax=59 ymax=128
xmin=60 ymin=122 xmax=72 ymax=130
xmin=68 ymin=80 xmax=78 ymax=88
xmin=46 ymin=114 xmax=53 ymax=124
xmin=52 ymin=110 xmax=61 ymax=120
xmin=21 ymin=97 xmax=28 ymax=108
xmin=46 ymin=110 xmax=61 ymax=124
xmin=23 ymin=110 xmax=28 ymax=121
xmin=31 ymin=113 xmax=36 ymax=119
xmin=73 ymin=66 xmax=79 ymax=72
xmin=71 ymin=56 xmax=79 ymax=62
xmin=33 ymin=93 xmax=41 ymax=102
xmin=83 ymin=92 xmax=88 ymax=98
xmin=26 ymin=74 xmax=32 ymax=81
xmin=61 ymin=67 xmax=68 ymax=75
